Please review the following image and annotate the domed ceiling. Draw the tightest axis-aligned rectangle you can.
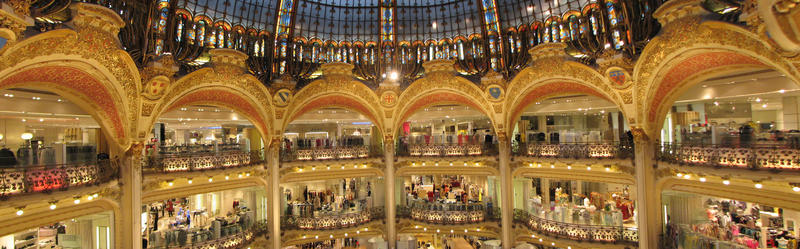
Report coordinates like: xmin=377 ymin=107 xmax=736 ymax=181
xmin=31 ymin=0 xmax=682 ymax=87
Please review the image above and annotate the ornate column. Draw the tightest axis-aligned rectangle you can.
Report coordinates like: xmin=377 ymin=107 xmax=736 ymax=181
xmin=0 ymin=0 xmax=33 ymax=42
xmin=268 ymin=136 xmax=282 ymax=249
xmin=632 ymin=127 xmax=661 ymax=249
xmin=497 ymin=133 xmax=514 ymax=249
xmin=383 ymin=135 xmax=396 ymax=249
xmin=118 ymin=142 xmax=144 ymax=249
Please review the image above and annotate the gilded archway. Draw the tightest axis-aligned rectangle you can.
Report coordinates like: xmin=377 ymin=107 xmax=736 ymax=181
xmin=283 ymin=76 xmax=384 ymax=133
xmin=635 ymin=18 xmax=800 ymax=135
xmin=0 ymin=27 xmax=140 ymax=151
xmin=147 ymin=68 xmax=274 ymax=143
xmin=505 ymin=45 xmax=626 ymax=128
xmin=393 ymin=72 xmax=497 ymax=138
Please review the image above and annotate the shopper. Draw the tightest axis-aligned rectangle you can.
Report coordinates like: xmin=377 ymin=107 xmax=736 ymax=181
xmin=166 ymin=200 xmax=174 ymax=217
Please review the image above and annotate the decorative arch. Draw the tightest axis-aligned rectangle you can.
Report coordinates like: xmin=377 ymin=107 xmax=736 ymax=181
xmin=150 ymin=68 xmax=274 ymax=141
xmin=0 ymin=28 xmax=140 ymax=151
xmin=505 ymin=57 xmax=625 ymax=128
xmin=393 ymin=76 xmax=497 ymax=136
xmin=284 ymin=78 xmax=384 ymax=133
xmin=636 ymin=20 xmax=800 ymax=135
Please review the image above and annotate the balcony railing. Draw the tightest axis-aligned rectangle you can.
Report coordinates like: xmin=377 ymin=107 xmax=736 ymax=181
xmin=281 ymin=207 xmax=384 ymax=230
xmin=147 ymin=219 xmax=267 ymax=249
xmin=513 ymin=209 xmax=638 ymax=244
xmin=280 ymin=146 xmax=382 ymax=162
xmin=397 ymin=201 xmax=500 ymax=224
xmin=0 ymin=159 xmax=118 ymax=200
xmin=145 ymin=150 xmax=263 ymax=173
xmin=518 ymin=142 xmax=633 ymax=160
xmin=396 ymin=143 xmax=497 ymax=157
xmin=657 ymin=143 xmax=800 ymax=170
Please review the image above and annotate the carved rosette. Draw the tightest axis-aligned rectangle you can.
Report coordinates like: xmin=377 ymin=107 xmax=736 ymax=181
xmin=141 ymin=55 xmax=178 ymax=100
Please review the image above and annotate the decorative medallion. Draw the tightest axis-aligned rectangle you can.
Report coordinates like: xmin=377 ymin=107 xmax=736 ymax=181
xmin=606 ymin=67 xmax=631 ymax=88
xmin=380 ymin=91 xmax=398 ymax=107
xmin=273 ymin=88 xmax=292 ymax=107
xmin=486 ymin=84 xmax=505 ymax=102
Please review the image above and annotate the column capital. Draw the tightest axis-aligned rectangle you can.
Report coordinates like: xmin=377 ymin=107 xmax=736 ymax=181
xmin=70 ymin=3 xmax=125 ymax=38
xmin=0 ymin=3 xmax=33 ymax=41
xmin=630 ymin=126 xmax=652 ymax=144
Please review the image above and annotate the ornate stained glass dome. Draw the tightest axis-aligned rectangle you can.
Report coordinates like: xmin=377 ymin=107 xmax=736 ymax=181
xmin=30 ymin=0 xmax=666 ymax=87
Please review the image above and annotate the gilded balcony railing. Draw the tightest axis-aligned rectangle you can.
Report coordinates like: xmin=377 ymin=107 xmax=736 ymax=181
xmin=513 ymin=209 xmax=638 ymax=244
xmin=280 ymin=146 xmax=382 ymax=162
xmin=396 ymin=143 xmax=498 ymax=157
xmin=519 ymin=142 xmax=633 ymax=160
xmin=144 ymin=150 xmax=263 ymax=173
xmin=657 ymin=142 xmax=800 ymax=170
xmin=398 ymin=201 xmax=499 ymax=225
xmin=281 ymin=207 xmax=384 ymax=230
xmin=147 ymin=219 xmax=267 ymax=249
xmin=0 ymin=159 xmax=118 ymax=200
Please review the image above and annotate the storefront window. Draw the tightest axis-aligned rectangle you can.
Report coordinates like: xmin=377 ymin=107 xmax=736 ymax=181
xmin=142 ymin=186 xmax=266 ymax=248
xmin=663 ymin=191 xmax=800 ymax=249
xmin=660 ymin=70 xmax=799 ymax=147
xmin=518 ymin=177 xmax=636 ymax=227
xmin=282 ymin=107 xmax=379 ymax=161
xmin=515 ymin=95 xmax=629 ymax=146
xmin=0 ymin=89 xmax=103 ymax=167
xmin=0 ymin=211 xmax=113 ymax=249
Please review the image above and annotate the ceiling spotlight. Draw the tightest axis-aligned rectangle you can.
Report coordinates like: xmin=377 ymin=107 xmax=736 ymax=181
xmin=389 ymin=71 xmax=399 ymax=80
xmin=723 ymin=179 xmax=731 ymax=185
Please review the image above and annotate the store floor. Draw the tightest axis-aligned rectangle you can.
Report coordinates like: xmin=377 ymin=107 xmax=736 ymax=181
xmin=447 ymin=237 xmax=474 ymax=249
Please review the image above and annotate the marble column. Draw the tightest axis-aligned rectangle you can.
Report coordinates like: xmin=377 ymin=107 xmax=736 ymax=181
xmin=384 ymin=138 xmax=396 ymax=249
xmin=633 ymin=130 xmax=662 ymax=249
xmin=540 ymin=178 xmax=550 ymax=214
xmin=119 ymin=143 xmax=143 ymax=249
xmin=498 ymin=137 xmax=514 ymax=249
xmin=268 ymin=138 xmax=281 ymax=249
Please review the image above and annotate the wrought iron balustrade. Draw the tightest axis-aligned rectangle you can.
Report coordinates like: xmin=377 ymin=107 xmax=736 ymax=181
xmin=513 ymin=209 xmax=638 ymax=244
xmin=145 ymin=150 xmax=263 ymax=173
xmin=398 ymin=202 xmax=495 ymax=225
xmin=280 ymin=146 xmax=381 ymax=162
xmin=0 ymin=159 xmax=118 ymax=200
xmin=520 ymin=142 xmax=633 ymax=160
xmin=396 ymin=143 xmax=496 ymax=157
xmin=657 ymin=142 xmax=800 ymax=170
xmin=147 ymin=219 xmax=267 ymax=249
xmin=281 ymin=207 xmax=383 ymax=230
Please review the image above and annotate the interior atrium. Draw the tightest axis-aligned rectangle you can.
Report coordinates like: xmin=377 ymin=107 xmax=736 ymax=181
xmin=2 ymin=0 xmax=800 ymax=248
